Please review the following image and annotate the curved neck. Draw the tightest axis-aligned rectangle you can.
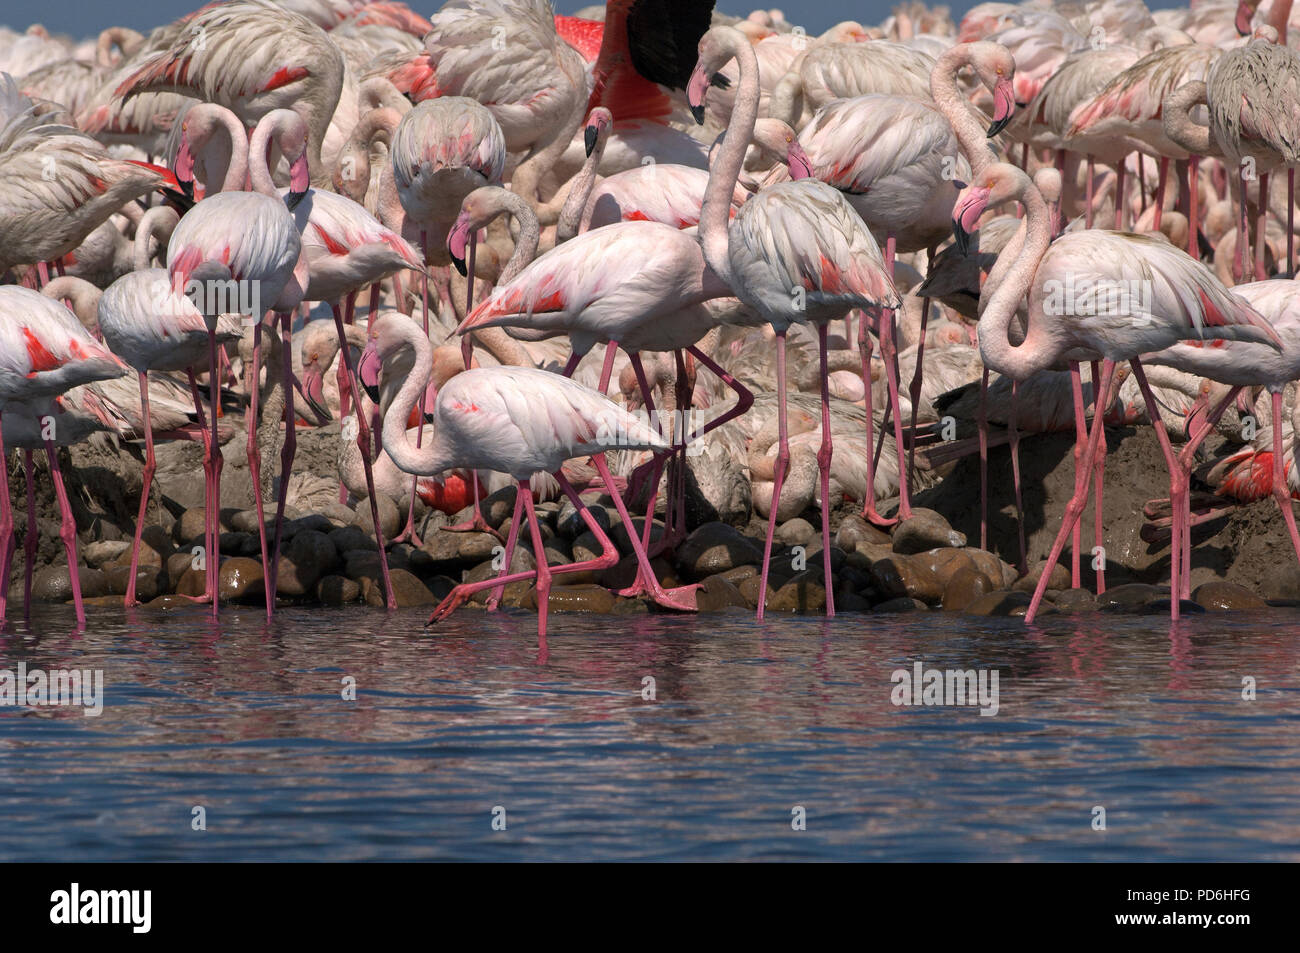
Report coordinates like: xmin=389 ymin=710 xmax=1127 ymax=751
xmin=933 ymin=45 xmax=994 ymax=177
xmin=513 ymin=95 xmax=587 ymax=224
xmin=381 ymin=322 xmax=448 ymax=475
xmin=977 ymin=179 xmax=1058 ymax=380
xmin=247 ymin=116 xmax=286 ymax=198
xmin=555 ymin=129 xmax=607 ymax=241
xmin=495 ymin=190 xmax=541 ymax=285
xmin=700 ymin=34 xmax=761 ymax=289
xmin=201 ymin=106 xmax=250 ymax=194
xmin=1163 ymin=81 xmax=1214 ymax=157
xmin=134 ymin=206 xmax=179 ymax=271
xmin=41 ymin=276 xmax=102 ymax=328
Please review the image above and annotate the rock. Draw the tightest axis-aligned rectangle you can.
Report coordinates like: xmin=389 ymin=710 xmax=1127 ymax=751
xmin=275 ymin=530 xmax=340 ymax=596
xmin=612 ymin=517 xmax=664 ymax=552
xmin=674 ymin=522 xmax=764 ymax=581
xmin=352 ymin=494 xmax=401 ymax=540
xmin=1192 ymin=581 xmax=1267 ymax=611
xmin=166 ymin=551 xmax=198 ymax=587
xmin=344 ymin=549 xmax=408 ymax=585
xmin=283 ymin=514 xmax=335 ymax=537
xmin=891 ymin=508 xmax=965 ymax=555
xmin=219 ymin=531 xmax=256 ymax=556
xmin=173 ymin=507 xmax=208 ymax=544
xmin=873 ymin=597 xmax=928 ymax=613
xmin=942 ymin=567 xmax=995 ymax=612
xmin=1051 ymin=588 xmax=1097 ymax=612
xmin=364 ymin=569 xmax=436 ymax=607
xmin=1015 ymin=559 xmax=1070 ymax=593
xmin=144 ymin=594 xmax=203 ymax=609
xmin=737 ymin=573 xmax=775 ymax=608
xmin=480 ymin=486 xmax=518 ymax=528
xmin=230 ymin=509 xmax=269 ymax=534
xmin=776 ymin=517 xmax=816 ymax=547
xmin=868 ymin=554 xmax=944 ymax=604
xmin=465 ymin=546 xmax=536 ymax=586
xmin=218 ymin=558 xmax=265 ymax=604
xmin=315 ymin=574 xmax=361 ymax=605
xmin=319 ymin=503 xmax=356 ymax=528
xmin=1259 ymin=558 xmax=1300 ymax=601
xmin=329 ymin=525 xmax=376 ymax=555
xmin=544 ymin=584 xmax=616 ymax=614
xmin=31 ymin=565 xmax=107 ymax=602
xmin=696 ymin=574 xmax=750 ymax=611
xmin=721 ymin=564 xmax=758 ymax=586
xmin=1144 ymin=597 xmax=1206 ymax=615
xmin=963 ymin=590 xmax=1034 ymax=616
xmin=835 ymin=514 xmax=891 ymax=552
xmin=834 ymin=589 xmax=873 ymax=612
xmin=455 ymin=531 xmax=500 ymax=562
xmin=104 ymin=566 xmax=164 ymax=602
xmin=558 ymin=493 xmax=611 ymax=538
xmin=174 ymin=567 xmax=206 ymax=597
xmin=597 ymin=553 xmax=678 ymax=592
xmin=83 ymin=595 xmax=125 ymax=607
xmin=83 ymin=540 xmax=130 ymax=569
xmin=1097 ymin=583 xmax=1167 ymax=612
xmin=768 ymin=570 xmax=827 ymax=613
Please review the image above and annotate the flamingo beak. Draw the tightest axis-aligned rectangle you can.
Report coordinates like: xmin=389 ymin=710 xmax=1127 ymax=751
xmin=987 ymin=78 xmax=1015 ymax=137
xmin=787 ymin=141 xmax=813 ymax=180
xmin=175 ymin=136 xmax=195 ymax=187
xmin=301 ymin=363 xmax=331 ymax=421
xmin=584 ymin=122 xmax=600 ymax=157
xmin=286 ymin=151 xmax=310 ymax=211
xmin=1235 ymin=0 xmax=1254 ymax=35
xmin=687 ymin=63 xmax=710 ymax=124
xmin=951 ymin=185 xmax=990 ymax=257
xmin=358 ymin=340 xmax=382 ymax=404
xmin=448 ymin=212 xmax=471 ymax=277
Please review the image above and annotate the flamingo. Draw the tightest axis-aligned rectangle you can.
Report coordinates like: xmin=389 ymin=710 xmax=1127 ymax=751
xmin=0 ymin=287 xmax=128 ymax=627
xmin=954 ymin=161 xmax=1284 ymax=622
xmin=166 ymin=110 xmax=309 ymax=620
xmin=688 ymin=25 xmax=900 ymax=619
xmin=362 ymin=313 xmax=694 ymax=651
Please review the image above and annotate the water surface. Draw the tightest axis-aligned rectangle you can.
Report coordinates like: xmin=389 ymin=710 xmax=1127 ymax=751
xmin=1 ymin=604 xmax=1298 ymax=861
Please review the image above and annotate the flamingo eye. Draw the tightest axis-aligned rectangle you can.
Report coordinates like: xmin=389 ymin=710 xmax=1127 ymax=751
xmin=996 ymin=68 xmax=1003 ymax=75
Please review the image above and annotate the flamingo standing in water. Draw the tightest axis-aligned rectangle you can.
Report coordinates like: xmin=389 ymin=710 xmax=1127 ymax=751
xmin=166 ymin=110 xmax=309 ymax=619
xmin=688 ymin=25 xmax=900 ymax=620
xmin=0 ymin=287 xmax=128 ymax=627
xmin=362 ymin=313 xmax=692 ymax=652
xmin=953 ymin=162 xmax=1284 ymax=622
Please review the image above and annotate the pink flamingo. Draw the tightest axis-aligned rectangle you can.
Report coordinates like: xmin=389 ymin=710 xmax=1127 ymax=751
xmin=0 ymin=287 xmax=128 ymax=627
xmin=688 ymin=25 xmax=900 ymax=620
xmin=1142 ymin=278 xmax=1300 ymax=597
xmin=166 ymin=110 xmax=309 ymax=620
xmin=955 ymin=161 xmax=1284 ymax=623
xmin=362 ymin=313 xmax=684 ymax=652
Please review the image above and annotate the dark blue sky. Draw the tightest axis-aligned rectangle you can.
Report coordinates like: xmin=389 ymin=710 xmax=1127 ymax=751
xmin=5 ymin=1 xmax=1187 ymax=41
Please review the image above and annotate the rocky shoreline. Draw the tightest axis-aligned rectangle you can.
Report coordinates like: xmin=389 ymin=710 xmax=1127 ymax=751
xmin=8 ymin=413 xmax=1300 ymax=618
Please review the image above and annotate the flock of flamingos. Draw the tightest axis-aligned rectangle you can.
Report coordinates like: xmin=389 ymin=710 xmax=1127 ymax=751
xmin=3 ymin=0 xmax=1300 ymax=642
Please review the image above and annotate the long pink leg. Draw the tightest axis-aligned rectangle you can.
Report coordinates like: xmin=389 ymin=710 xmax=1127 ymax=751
xmin=1237 ymin=163 xmax=1249 ymax=283
xmin=23 ymin=451 xmax=36 ymax=618
xmin=520 ymin=485 xmax=552 ymax=642
xmin=756 ymin=330 xmax=790 ymax=622
xmin=1027 ymin=360 xmax=1116 ymax=623
xmin=816 ymin=322 xmax=836 ymax=617
xmin=268 ymin=311 xmax=297 ymax=602
xmin=1174 ymin=385 xmax=1242 ymax=597
xmin=334 ymin=298 xmax=351 ymax=505
xmin=125 ymin=370 xmax=155 ymax=607
xmin=245 ymin=321 xmax=272 ymax=619
xmin=1129 ymin=361 xmax=1184 ymax=620
xmin=401 ymin=229 xmax=433 ymax=545
xmin=1114 ymin=155 xmax=1127 ymax=230
xmin=879 ymin=233 xmax=912 ymax=520
xmin=1188 ymin=156 xmax=1201 ymax=257
xmin=207 ymin=331 xmax=223 ymax=616
xmin=1008 ymin=380 xmax=1027 ymax=575
xmin=43 ymin=439 xmax=85 ymax=627
xmin=1153 ymin=156 xmax=1168 ymax=232
xmin=485 ymin=483 xmax=527 ymax=611
xmin=428 ymin=472 xmax=622 ymax=625
xmin=624 ymin=352 xmax=668 ymax=592
xmin=1068 ymin=362 xmax=1087 ymax=588
xmin=905 ymin=248 xmax=936 ymax=492
xmin=978 ymin=366 xmax=989 ymax=549
xmin=331 ymin=308 xmax=396 ymax=609
xmin=1091 ymin=360 xmax=1109 ymax=594
xmin=187 ymin=368 xmax=215 ymax=604
xmin=1254 ymin=172 xmax=1270 ymax=281
xmin=0 ymin=419 xmax=12 ymax=624
xmin=1086 ymin=156 xmax=1096 ymax=230
xmin=858 ymin=311 xmax=894 ymax=526
xmin=1269 ymin=389 xmax=1300 ymax=565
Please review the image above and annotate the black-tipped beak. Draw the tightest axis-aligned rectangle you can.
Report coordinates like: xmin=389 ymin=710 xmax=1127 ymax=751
xmin=690 ymin=104 xmax=705 ymax=125
xmin=986 ymin=115 xmax=1012 ymax=137
xmin=584 ymin=124 xmax=599 ymax=157
xmin=286 ymin=188 xmax=307 ymax=212
xmin=953 ymin=220 xmax=971 ymax=257
xmin=451 ymin=251 xmax=467 ymax=277
xmin=363 ymin=380 xmax=380 ymax=404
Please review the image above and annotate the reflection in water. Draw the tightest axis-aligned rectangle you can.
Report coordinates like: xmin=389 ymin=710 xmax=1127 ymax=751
xmin=1 ymin=604 xmax=1298 ymax=860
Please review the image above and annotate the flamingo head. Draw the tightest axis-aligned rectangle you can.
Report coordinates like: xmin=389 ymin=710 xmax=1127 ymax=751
xmin=750 ymin=118 xmax=811 ymax=179
xmin=299 ymin=350 xmax=332 ymax=423
xmin=1236 ymin=0 xmax=1258 ymax=36
xmin=687 ymin=27 xmax=739 ymax=124
xmin=952 ymin=163 xmax=1021 ymax=255
xmin=358 ymin=338 xmax=382 ymax=404
xmin=584 ymin=107 xmax=612 ymax=157
xmin=969 ymin=43 xmax=1018 ymax=137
